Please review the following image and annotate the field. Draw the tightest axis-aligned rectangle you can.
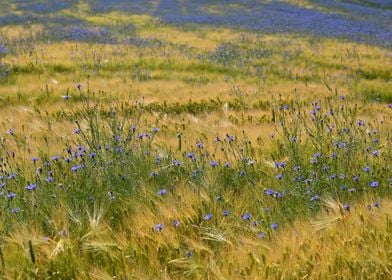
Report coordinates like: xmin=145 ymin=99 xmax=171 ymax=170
xmin=0 ymin=1 xmax=391 ymax=279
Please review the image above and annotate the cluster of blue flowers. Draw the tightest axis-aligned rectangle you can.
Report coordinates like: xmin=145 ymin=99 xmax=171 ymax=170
xmin=2 ymin=1 xmax=391 ymax=48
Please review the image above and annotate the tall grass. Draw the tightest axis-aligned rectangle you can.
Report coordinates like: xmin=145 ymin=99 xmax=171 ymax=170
xmin=0 ymin=92 xmax=390 ymax=278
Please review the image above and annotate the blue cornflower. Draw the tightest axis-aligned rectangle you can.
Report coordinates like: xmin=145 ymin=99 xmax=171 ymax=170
xmin=270 ymin=223 xmax=278 ymax=230
xmin=242 ymin=213 xmax=252 ymax=220
xmin=51 ymin=155 xmax=60 ymax=161
xmin=196 ymin=142 xmax=204 ymax=149
xmin=204 ymin=213 xmax=212 ymax=221
xmin=157 ymin=189 xmax=167 ymax=196
xmin=7 ymin=192 xmax=16 ymax=199
xmin=369 ymin=181 xmax=379 ymax=188
xmin=71 ymin=165 xmax=83 ymax=172
xmin=363 ymin=165 xmax=370 ymax=173
xmin=223 ymin=210 xmax=230 ymax=216
xmin=275 ymin=174 xmax=283 ymax=180
xmin=265 ymin=189 xmax=274 ymax=196
xmin=310 ymin=195 xmax=319 ymax=201
xmin=46 ymin=177 xmax=55 ymax=183
xmin=26 ymin=183 xmax=37 ymax=191
xmin=186 ymin=152 xmax=195 ymax=160
xmin=172 ymin=220 xmax=180 ymax=227
xmin=173 ymin=160 xmax=183 ymax=166
xmin=154 ymin=223 xmax=164 ymax=232
xmin=6 ymin=128 xmax=15 ymax=135
xmin=209 ymin=160 xmax=218 ymax=167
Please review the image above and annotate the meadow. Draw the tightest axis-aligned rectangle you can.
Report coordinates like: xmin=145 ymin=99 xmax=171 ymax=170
xmin=0 ymin=0 xmax=391 ymax=279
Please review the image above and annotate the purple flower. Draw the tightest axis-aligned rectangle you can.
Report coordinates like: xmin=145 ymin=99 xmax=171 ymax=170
xmin=363 ymin=165 xmax=370 ymax=173
xmin=357 ymin=120 xmax=365 ymax=126
xmin=46 ymin=177 xmax=55 ymax=183
xmin=6 ymin=128 xmax=15 ymax=135
xmin=0 ymin=183 xmax=5 ymax=188
xmin=224 ymin=162 xmax=231 ymax=168
xmin=51 ymin=155 xmax=60 ymax=161
xmin=274 ymin=161 xmax=286 ymax=168
xmin=71 ymin=164 xmax=83 ymax=172
xmin=157 ymin=189 xmax=167 ymax=196
xmin=242 ymin=213 xmax=252 ymax=220
xmin=310 ymin=195 xmax=319 ymax=201
xmin=26 ymin=183 xmax=37 ymax=191
xmin=153 ymin=127 xmax=160 ymax=133
xmin=172 ymin=220 xmax=180 ymax=227
xmin=7 ymin=192 xmax=16 ymax=199
xmin=275 ymin=174 xmax=283 ymax=180
xmin=223 ymin=210 xmax=230 ymax=216
xmin=186 ymin=152 xmax=195 ymax=160
xmin=372 ymin=150 xmax=380 ymax=157
xmin=226 ymin=135 xmax=235 ymax=142
xmin=173 ymin=160 xmax=183 ymax=166
xmin=258 ymin=232 xmax=266 ymax=239
xmin=62 ymin=95 xmax=71 ymax=100
xmin=369 ymin=181 xmax=379 ymax=188
xmin=196 ymin=142 xmax=204 ymax=149
xmin=270 ymin=223 xmax=279 ymax=230
xmin=348 ymin=188 xmax=356 ymax=193
xmin=154 ymin=223 xmax=164 ymax=232
xmin=209 ymin=160 xmax=218 ymax=167
xmin=343 ymin=204 xmax=350 ymax=211
xmin=265 ymin=188 xmax=274 ymax=196
xmin=204 ymin=213 xmax=212 ymax=221
xmin=387 ymin=104 xmax=392 ymax=109
xmin=32 ymin=157 xmax=39 ymax=163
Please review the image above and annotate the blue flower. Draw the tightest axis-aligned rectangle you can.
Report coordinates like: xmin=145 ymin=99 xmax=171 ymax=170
xmin=242 ymin=213 xmax=252 ymax=220
xmin=157 ymin=189 xmax=167 ymax=196
xmin=369 ymin=181 xmax=379 ymax=188
xmin=310 ymin=195 xmax=319 ymax=201
xmin=204 ymin=213 xmax=212 ymax=221
xmin=154 ymin=223 xmax=164 ymax=232
xmin=71 ymin=165 xmax=84 ymax=172
xmin=270 ymin=223 xmax=279 ymax=230
xmin=172 ymin=220 xmax=180 ymax=227
xmin=7 ymin=192 xmax=16 ymax=199
xmin=265 ymin=188 xmax=274 ymax=196
xmin=26 ymin=183 xmax=37 ymax=191
xmin=223 ymin=210 xmax=230 ymax=216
